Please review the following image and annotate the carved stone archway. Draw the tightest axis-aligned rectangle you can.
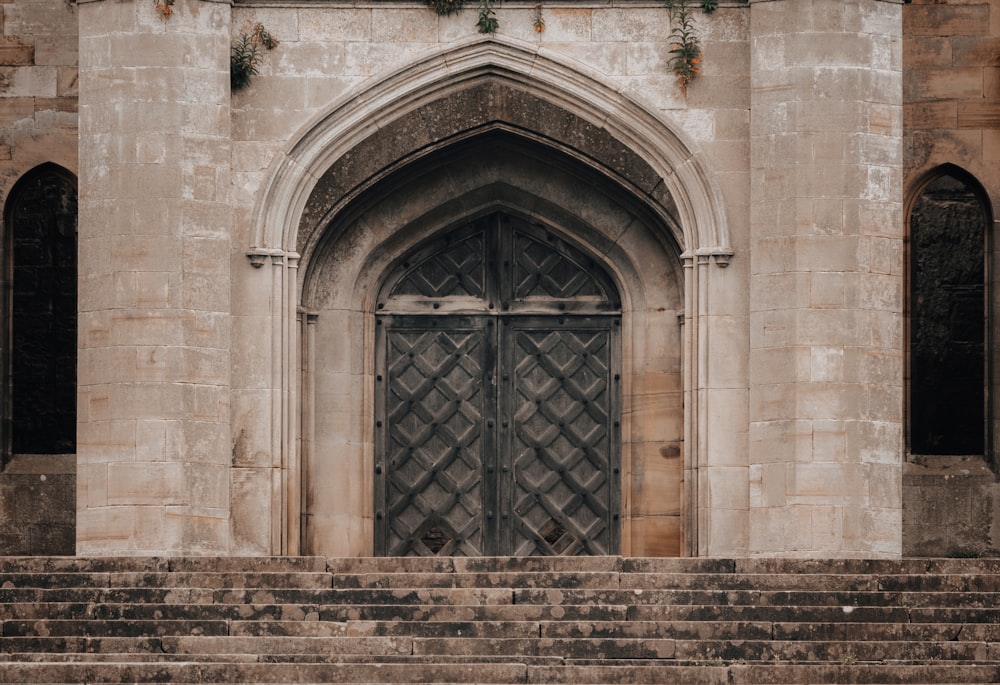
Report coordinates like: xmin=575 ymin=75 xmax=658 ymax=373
xmin=241 ymin=38 xmax=737 ymax=557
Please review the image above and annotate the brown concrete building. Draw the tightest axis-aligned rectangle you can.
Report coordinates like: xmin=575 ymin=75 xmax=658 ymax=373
xmin=0 ymin=0 xmax=995 ymax=560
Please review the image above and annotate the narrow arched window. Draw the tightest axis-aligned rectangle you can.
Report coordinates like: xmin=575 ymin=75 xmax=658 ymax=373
xmin=3 ymin=165 xmax=77 ymax=460
xmin=909 ymin=169 xmax=989 ymax=456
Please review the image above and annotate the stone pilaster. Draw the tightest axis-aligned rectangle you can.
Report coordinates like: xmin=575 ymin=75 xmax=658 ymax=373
xmin=748 ymin=0 xmax=903 ymax=557
xmin=77 ymin=0 xmax=232 ymax=554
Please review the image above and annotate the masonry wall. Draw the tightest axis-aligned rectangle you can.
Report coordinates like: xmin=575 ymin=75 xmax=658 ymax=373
xmin=0 ymin=0 xmax=922 ymax=557
xmin=76 ymin=0 xmax=233 ymax=555
xmin=0 ymin=0 xmax=78 ymax=555
xmin=902 ymin=0 xmax=1000 ymax=557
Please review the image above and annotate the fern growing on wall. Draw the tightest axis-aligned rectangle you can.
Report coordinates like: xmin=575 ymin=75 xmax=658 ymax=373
xmin=231 ymin=21 xmax=278 ymax=92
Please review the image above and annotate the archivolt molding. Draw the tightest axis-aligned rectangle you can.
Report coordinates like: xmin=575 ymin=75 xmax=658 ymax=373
xmin=248 ymin=35 xmax=733 ymax=268
xmin=242 ymin=34 xmax=737 ymax=556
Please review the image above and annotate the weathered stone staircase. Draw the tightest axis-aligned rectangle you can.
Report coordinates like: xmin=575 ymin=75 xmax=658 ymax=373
xmin=1 ymin=556 xmax=1000 ymax=683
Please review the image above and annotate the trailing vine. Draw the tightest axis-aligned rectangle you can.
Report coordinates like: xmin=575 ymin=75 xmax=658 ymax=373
xmin=427 ymin=0 xmax=466 ymax=16
xmin=427 ymin=0 xmax=535 ymax=35
xmin=230 ymin=21 xmax=279 ymax=92
xmin=153 ymin=0 xmax=175 ymax=20
xmin=532 ymin=3 xmax=545 ymax=33
xmin=664 ymin=0 xmax=716 ymax=91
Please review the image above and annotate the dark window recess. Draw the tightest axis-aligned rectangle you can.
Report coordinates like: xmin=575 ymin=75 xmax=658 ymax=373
xmin=909 ymin=173 xmax=987 ymax=455
xmin=8 ymin=169 xmax=77 ymax=455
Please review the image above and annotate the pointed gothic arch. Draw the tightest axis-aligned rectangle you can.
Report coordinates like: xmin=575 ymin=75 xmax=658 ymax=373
xmin=2 ymin=163 xmax=78 ymax=465
xmin=906 ymin=164 xmax=995 ymax=464
xmin=239 ymin=38 xmax=740 ymax=557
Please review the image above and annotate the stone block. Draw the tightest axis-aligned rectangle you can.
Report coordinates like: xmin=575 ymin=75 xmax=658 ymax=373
xmin=629 ymin=443 xmax=682 ymax=517
xmin=230 ymin=467 xmax=274 ymax=554
xmin=750 ymin=461 xmax=785 ymax=508
xmin=905 ymin=5 xmax=990 ymax=38
xmin=166 ymin=420 xmax=231 ymax=467
xmin=629 ymin=515 xmax=681 ymax=557
xmin=748 ymin=417 xmax=811 ymax=467
xmin=0 ymin=65 xmax=56 ymax=97
xmin=230 ymin=390 xmax=275 ymax=468
xmin=298 ymin=8 xmax=372 ymax=42
xmin=35 ymin=34 xmax=77 ymax=67
xmin=0 ymin=41 xmax=34 ymax=66
xmin=706 ymin=465 xmax=749 ymax=511
xmin=907 ymin=66 xmax=985 ymax=101
xmin=77 ymin=418 xmax=137 ymax=462
xmin=809 ymin=346 xmax=844 ymax=383
xmin=542 ymin=8 xmax=592 ymax=42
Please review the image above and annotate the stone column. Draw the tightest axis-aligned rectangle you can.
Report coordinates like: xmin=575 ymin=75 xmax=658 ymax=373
xmin=77 ymin=0 xmax=232 ymax=554
xmin=748 ymin=0 xmax=903 ymax=556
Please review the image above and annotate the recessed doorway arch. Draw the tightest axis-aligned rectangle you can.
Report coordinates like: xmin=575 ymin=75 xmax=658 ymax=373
xmin=241 ymin=38 xmax=739 ymax=557
xmin=298 ymin=130 xmax=684 ymax=556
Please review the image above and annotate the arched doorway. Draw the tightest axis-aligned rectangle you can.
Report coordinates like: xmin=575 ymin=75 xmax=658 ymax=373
xmin=241 ymin=40 xmax=737 ymax=558
xmin=375 ymin=213 xmax=621 ymax=556
xmin=296 ymin=130 xmax=686 ymax=557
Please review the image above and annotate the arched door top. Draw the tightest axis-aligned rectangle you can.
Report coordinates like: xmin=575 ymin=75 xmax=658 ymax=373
xmin=379 ymin=214 xmax=622 ymax=315
xmin=249 ymin=38 xmax=732 ymax=269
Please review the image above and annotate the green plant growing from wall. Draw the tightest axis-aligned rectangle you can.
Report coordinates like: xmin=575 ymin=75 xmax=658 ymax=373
xmin=476 ymin=0 xmax=499 ymax=34
xmin=154 ymin=0 xmax=175 ymax=20
xmin=664 ymin=0 xmax=716 ymax=91
xmin=230 ymin=21 xmax=279 ymax=92
xmin=427 ymin=0 xmax=466 ymax=15
xmin=532 ymin=3 xmax=545 ymax=33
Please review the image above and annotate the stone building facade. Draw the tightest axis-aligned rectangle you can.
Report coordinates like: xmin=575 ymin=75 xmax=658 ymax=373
xmin=0 ymin=0 xmax=996 ymax=559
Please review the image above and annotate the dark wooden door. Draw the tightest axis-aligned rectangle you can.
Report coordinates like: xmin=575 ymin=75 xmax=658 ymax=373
xmin=375 ymin=215 xmax=620 ymax=556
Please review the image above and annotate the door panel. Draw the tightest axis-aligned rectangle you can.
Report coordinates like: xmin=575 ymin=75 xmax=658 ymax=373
xmin=505 ymin=320 xmax=618 ymax=556
xmin=376 ymin=318 xmax=496 ymax=556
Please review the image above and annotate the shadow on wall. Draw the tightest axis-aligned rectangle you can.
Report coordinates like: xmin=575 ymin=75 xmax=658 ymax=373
xmin=903 ymin=457 xmax=1000 ymax=558
xmin=0 ymin=454 xmax=75 ymax=554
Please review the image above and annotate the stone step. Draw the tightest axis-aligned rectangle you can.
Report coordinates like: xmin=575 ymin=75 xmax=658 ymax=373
xmin=630 ymin=557 xmax=1000 ymax=576
xmin=515 ymin=587 xmax=1000 ymax=608
xmin=2 ymin=659 xmax=999 ymax=684
xmin=2 ymin=619 xmax=232 ymax=638
xmin=8 ymin=609 xmax=1000 ymax=643
xmin=0 ymin=571 xmax=334 ymax=590
xmin=4 ymin=630 xmax=998 ymax=665
xmin=5 ymin=555 xmax=998 ymax=577
xmin=229 ymin=618 xmax=764 ymax=640
xmin=0 ymin=556 xmax=328 ymax=574
xmin=0 ymin=660 xmax=534 ymax=683
xmin=0 ymin=587 xmax=219 ymax=604
xmin=327 ymin=555 xmax=1000 ymax=576
xmin=6 ymin=584 xmax=1000 ymax=614
xmin=528 ymin=662 xmax=1000 ymax=684
xmin=627 ymin=603 xmax=914 ymax=623
xmin=1 ymin=601 xmax=324 ymax=621
xmin=331 ymin=571 xmax=622 ymax=589
xmin=321 ymin=602 xmax=630 ymax=622
xmin=326 ymin=555 xmax=629 ymax=574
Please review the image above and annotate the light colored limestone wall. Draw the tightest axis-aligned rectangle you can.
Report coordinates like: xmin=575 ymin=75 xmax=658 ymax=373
xmin=77 ymin=0 xmax=233 ymax=554
xmin=902 ymin=0 xmax=1000 ymax=557
xmin=0 ymin=0 xmax=77 ymax=188
xmin=748 ymin=0 xmax=904 ymax=557
xmin=228 ymin=1 xmax=752 ymax=555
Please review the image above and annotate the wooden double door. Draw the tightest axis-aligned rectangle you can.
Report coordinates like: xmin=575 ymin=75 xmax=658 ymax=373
xmin=374 ymin=214 xmax=621 ymax=556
